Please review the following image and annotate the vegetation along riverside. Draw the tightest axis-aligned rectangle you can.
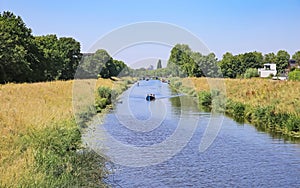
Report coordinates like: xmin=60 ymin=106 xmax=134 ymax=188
xmin=1 ymin=11 xmax=300 ymax=186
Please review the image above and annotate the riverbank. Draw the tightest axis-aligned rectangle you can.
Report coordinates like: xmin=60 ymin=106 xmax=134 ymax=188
xmin=0 ymin=78 xmax=133 ymax=187
xmin=170 ymin=77 xmax=300 ymax=138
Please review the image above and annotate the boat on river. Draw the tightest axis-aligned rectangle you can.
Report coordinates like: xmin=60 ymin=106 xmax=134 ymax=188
xmin=146 ymin=94 xmax=155 ymax=101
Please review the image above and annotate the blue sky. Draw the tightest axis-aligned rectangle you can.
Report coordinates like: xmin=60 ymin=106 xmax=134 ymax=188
xmin=1 ymin=0 xmax=300 ymax=67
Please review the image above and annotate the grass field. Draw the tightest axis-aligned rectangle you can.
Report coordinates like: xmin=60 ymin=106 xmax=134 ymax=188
xmin=0 ymin=79 xmax=114 ymax=187
xmin=183 ymin=77 xmax=300 ymax=115
xmin=172 ymin=77 xmax=300 ymax=138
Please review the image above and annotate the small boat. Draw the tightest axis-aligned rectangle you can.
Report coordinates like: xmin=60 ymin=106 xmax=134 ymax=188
xmin=146 ymin=94 xmax=155 ymax=101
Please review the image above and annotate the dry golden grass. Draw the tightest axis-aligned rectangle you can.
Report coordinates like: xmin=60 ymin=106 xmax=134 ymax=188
xmin=0 ymin=78 xmax=113 ymax=186
xmin=183 ymin=77 xmax=300 ymax=115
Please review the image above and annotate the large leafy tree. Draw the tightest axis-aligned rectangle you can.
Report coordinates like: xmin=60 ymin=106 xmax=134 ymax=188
xmin=276 ymin=50 xmax=290 ymax=74
xmin=167 ymin=44 xmax=194 ymax=77
xmin=34 ymin=35 xmax=82 ymax=80
xmin=57 ymin=37 xmax=82 ymax=80
xmin=263 ymin=52 xmax=276 ymax=64
xmin=218 ymin=52 xmax=242 ymax=78
xmin=78 ymin=49 xmax=129 ymax=78
xmin=0 ymin=11 xmax=36 ymax=83
xmin=241 ymin=51 xmax=263 ymax=70
xmin=34 ymin=35 xmax=62 ymax=80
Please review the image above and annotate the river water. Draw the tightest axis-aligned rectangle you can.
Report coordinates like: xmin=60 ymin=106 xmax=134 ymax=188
xmin=87 ymin=80 xmax=300 ymax=187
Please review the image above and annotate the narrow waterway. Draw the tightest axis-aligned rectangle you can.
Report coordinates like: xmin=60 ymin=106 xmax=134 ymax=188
xmin=87 ymin=80 xmax=300 ymax=187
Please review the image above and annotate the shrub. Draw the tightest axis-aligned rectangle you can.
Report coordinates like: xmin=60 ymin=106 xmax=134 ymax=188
xmin=288 ymin=69 xmax=300 ymax=81
xmin=226 ymin=100 xmax=245 ymax=121
xmin=198 ymin=91 xmax=212 ymax=106
xmin=95 ymin=98 xmax=108 ymax=112
xmin=97 ymin=86 xmax=112 ymax=99
xmin=174 ymin=81 xmax=182 ymax=88
xmin=244 ymin=68 xmax=259 ymax=79
xmin=286 ymin=115 xmax=300 ymax=132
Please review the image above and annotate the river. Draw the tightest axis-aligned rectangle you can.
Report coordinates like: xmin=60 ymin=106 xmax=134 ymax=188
xmin=86 ymin=79 xmax=300 ymax=187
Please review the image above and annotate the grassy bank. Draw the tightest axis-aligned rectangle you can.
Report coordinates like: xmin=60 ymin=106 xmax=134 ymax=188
xmin=0 ymin=78 xmax=132 ymax=187
xmin=170 ymin=77 xmax=300 ymax=138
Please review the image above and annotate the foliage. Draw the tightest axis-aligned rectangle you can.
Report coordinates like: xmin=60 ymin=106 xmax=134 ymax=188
xmin=0 ymin=11 xmax=35 ymax=82
xmin=167 ymin=44 xmax=220 ymax=77
xmin=157 ymin=59 xmax=162 ymax=69
xmin=288 ymin=69 xmax=300 ymax=81
xmin=263 ymin=52 xmax=276 ymax=64
xmin=34 ymin=35 xmax=82 ymax=80
xmin=219 ymin=51 xmax=263 ymax=78
xmin=78 ymin=49 xmax=129 ymax=79
xmin=244 ymin=68 xmax=259 ymax=79
xmin=198 ymin=91 xmax=212 ymax=106
xmin=292 ymin=51 xmax=300 ymax=65
xmin=276 ymin=50 xmax=290 ymax=74
xmin=0 ymin=11 xmax=82 ymax=83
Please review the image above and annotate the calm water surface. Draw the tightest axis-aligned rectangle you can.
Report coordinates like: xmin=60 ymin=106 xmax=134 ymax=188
xmin=87 ymin=80 xmax=300 ymax=187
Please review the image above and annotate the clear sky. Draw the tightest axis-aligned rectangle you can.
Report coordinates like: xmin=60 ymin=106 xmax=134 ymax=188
xmin=1 ymin=0 xmax=300 ymax=67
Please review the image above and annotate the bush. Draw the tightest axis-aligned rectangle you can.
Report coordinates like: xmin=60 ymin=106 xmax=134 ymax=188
xmin=174 ymin=81 xmax=182 ymax=88
xmin=286 ymin=115 xmax=300 ymax=132
xmin=95 ymin=98 xmax=109 ymax=112
xmin=198 ymin=91 xmax=212 ymax=106
xmin=244 ymin=68 xmax=259 ymax=79
xmin=97 ymin=86 xmax=112 ymax=99
xmin=288 ymin=69 xmax=300 ymax=81
xmin=226 ymin=100 xmax=245 ymax=121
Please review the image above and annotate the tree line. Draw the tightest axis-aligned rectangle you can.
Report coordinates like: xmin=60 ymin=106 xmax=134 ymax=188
xmin=165 ymin=44 xmax=300 ymax=79
xmin=0 ymin=11 xmax=129 ymax=83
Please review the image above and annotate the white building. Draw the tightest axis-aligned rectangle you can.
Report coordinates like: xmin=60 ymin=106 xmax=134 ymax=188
xmin=258 ymin=63 xmax=277 ymax=78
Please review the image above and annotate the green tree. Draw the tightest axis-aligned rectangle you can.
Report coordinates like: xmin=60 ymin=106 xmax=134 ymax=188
xmin=218 ymin=52 xmax=242 ymax=78
xmin=276 ymin=50 xmax=290 ymax=74
xmin=34 ymin=35 xmax=63 ymax=80
xmin=263 ymin=52 xmax=276 ymax=64
xmin=167 ymin=44 xmax=194 ymax=77
xmin=292 ymin=51 xmax=300 ymax=65
xmin=57 ymin=37 xmax=82 ymax=80
xmin=241 ymin=51 xmax=263 ymax=71
xmin=157 ymin=59 xmax=162 ymax=69
xmin=0 ymin=11 xmax=35 ymax=83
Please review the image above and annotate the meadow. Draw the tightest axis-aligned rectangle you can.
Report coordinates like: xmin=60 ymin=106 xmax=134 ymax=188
xmin=171 ymin=77 xmax=300 ymax=138
xmin=0 ymin=79 xmax=116 ymax=187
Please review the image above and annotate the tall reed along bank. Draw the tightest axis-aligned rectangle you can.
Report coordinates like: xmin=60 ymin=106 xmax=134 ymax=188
xmin=0 ymin=78 xmax=133 ymax=187
xmin=170 ymin=77 xmax=300 ymax=139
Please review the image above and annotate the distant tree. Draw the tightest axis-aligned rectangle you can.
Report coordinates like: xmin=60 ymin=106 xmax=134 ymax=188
xmin=157 ymin=59 xmax=162 ymax=69
xmin=167 ymin=44 xmax=194 ymax=77
xmin=192 ymin=52 xmax=220 ymax=77
xmin=292 ymin=51 xmax=300 ymax=65
xmin=218 ymin=52 xmax=242 ymax=78
xmin=78 ymin=49 xmax=129 ymax=78
xmin=276 ymin=50 xmax=290 ymax=74
xmin=241 ymin=51 xmax=263 ymax=71
xmin=263 ymin=52 xmax=276 ymax=64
